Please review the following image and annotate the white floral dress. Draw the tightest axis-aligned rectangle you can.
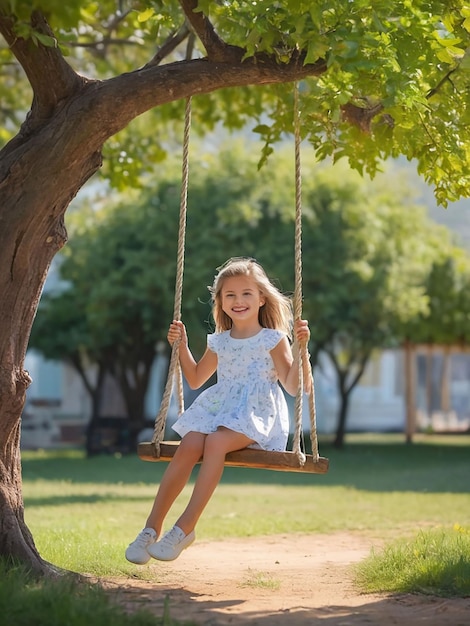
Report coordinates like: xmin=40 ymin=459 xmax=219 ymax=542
xmin=172 ymin=328 xmax=290 ymax=451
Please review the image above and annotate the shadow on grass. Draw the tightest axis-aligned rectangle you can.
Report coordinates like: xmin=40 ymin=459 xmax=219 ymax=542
xmin=21 ymin=434 xmax=470 ymax=494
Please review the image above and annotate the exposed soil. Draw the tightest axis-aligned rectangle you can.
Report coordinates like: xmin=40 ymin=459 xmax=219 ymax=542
xmin=102 ymin=533 xmax=470 ymax=625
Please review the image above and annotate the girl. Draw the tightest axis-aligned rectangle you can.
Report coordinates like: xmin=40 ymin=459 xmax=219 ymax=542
xmin=126 ymin=257 xmax=311 ymax=564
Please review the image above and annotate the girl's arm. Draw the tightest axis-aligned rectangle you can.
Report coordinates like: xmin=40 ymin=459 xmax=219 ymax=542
xmin=270 ymin=319 xmax=312 ymax=396
xmin=167 ymin=320 xmax=218 ymax=389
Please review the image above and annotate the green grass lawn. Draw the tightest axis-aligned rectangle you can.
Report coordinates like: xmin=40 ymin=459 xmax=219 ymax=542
xmin=21 ymin=433 xmax=470 ymax=585
xmin=2 ymin=433 xmax=467 ymax=625
xmin=355 ymin=525 xmax=470 ymax=597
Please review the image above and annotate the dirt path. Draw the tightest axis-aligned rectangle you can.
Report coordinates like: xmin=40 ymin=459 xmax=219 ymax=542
xmin=103 ymin=533 xmax=470 ymax=625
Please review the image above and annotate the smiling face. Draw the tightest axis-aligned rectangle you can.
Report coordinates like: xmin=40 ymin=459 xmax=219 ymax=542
xmin=220 ymin=275 xmax=265 ymax=326
xmin=210 ymin=257 xmax=292 ymax=335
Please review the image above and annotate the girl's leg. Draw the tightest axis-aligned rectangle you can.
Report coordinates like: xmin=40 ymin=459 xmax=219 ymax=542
xmin=145 ymin=431 xmax=205 ymax=536
xmin=175 ymin=427 xmax=254 ymax=535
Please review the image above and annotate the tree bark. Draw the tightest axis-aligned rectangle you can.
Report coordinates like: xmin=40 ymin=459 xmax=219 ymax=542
xmin=0 ymin=414 xmax=54 ymax=575
xmin=0 ymin=8 xmax=330 ymax=574
xmin=0 ymin=116 xmax=102 ymax=572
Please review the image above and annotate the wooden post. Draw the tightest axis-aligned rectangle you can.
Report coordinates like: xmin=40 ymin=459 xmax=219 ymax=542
xmin=426 ymin=345 xmax=433 ymax=423
xmin=404 ymin=341 xmax=416 ymax=443
xmin=441 ymin=346 xmax=451 ymax=425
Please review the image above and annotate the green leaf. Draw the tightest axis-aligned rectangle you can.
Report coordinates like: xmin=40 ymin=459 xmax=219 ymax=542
xmin=304 ymin=38 xmax=328 ymax=65
xmin=137 ymin=8 xmax=154 ymax=23
xmin=32 ymin=31 xmax=58 ymax=48
xmin=252 ymin=124 xmax=271 ymax=135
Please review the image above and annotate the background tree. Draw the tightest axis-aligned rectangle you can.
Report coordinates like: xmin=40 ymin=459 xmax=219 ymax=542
xmin=400 ymin=246 xmax=470 ymax=422
xmin=404 ymin=247 xmax=470 ymax=346
xmin=2 ymin=0 xmax=470 ymax=574
xmin=295 ymin=166 xmax=453 ymax=448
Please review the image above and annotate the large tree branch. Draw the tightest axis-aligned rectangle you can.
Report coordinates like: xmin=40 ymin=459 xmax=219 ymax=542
xmin=87 ymin=53 xmax=327 ymax=144
xmin=0 ymin=45 xmax=326 ymax=183
xmin=0 ymin=11 xmax=82 ymax=123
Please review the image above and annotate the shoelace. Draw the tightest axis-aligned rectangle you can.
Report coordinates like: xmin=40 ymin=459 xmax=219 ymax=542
xmin=135 ymin=531 xmax=153 ymax=547
xmin=160 ymin=528 xmax=182 ymax=547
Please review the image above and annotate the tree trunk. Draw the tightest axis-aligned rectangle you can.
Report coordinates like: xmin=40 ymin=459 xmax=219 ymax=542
xmin=83 ymin=364 xmax=107 ymax=457
xmin=0 ymin=402 xmax=50 ymax=575
xmin=112 ymin=355 xmax=155 ymax=449
xmin=0 ymin=95 xmax=103 ymax=571
xmin=333 ymin=384 xmax=350 ymax=449
xmin=326 ymin=349 xmax=369 ymax=449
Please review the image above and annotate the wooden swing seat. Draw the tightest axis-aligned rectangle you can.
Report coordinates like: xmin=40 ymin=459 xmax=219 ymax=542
xmin=138 ymin=440 xmax=329 ymax=474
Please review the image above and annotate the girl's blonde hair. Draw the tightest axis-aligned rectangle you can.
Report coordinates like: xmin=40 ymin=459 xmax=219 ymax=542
xmin=209 ymin=257 xmax=293 ymax=337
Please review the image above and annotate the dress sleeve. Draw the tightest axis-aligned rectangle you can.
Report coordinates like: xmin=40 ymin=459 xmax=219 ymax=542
xmin=207 ymin=333 xmax=218 ymax=353
xmin=264 ymin=329 xmax=285 ymax=351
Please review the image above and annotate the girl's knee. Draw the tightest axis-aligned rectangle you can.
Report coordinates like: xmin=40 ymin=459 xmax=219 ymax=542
xmin=178 ymin=432 xmax=205 ymax=462
xmin=203 ymin=431 xmax=225 ymax=455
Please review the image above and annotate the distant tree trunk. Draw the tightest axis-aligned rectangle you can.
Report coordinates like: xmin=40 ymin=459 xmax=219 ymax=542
xmin=81 ymin=364 xmax=107 ymax=456
xmin=69 ymin=356 xmax=107 ymax=418
xmin=404 ymin=341 xmax=417 ymax=444
xmin=426 ymin=345 xmax=433 ymax=421
xmin=111 ymin=348 xmax=156 ymax=447
xmin=327 ymin=349 xmax=369 ymax=449
xmin=441 ymin=346 xmax=451 ymax=424
xmin=333 ymin=387 xmax=350 ymax=449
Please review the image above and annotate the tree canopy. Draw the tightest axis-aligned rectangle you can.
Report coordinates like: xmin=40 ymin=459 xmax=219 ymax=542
xmin=2 ymin=1 xmax=470 ymax=201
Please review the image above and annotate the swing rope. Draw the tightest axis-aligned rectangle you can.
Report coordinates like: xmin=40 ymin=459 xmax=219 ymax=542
xmin=151 ymin=95 xmax=191 ymax=451
xmin=149 ymin=83 xmax=321 ymax=468
xmin=292 ymin=82 xmax=319 ymax=464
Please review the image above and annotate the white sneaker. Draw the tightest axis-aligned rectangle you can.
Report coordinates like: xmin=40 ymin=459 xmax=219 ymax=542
xmin=148 ymin=525 xmax=195 ymax=561
xmin=125 ymin=528 xmax=157 ymax=564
